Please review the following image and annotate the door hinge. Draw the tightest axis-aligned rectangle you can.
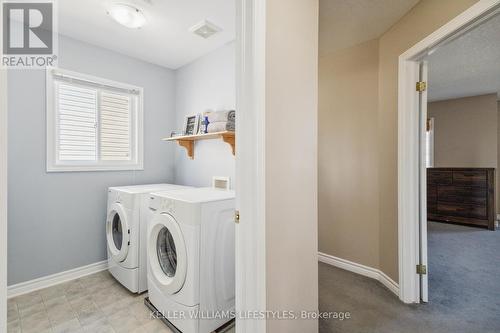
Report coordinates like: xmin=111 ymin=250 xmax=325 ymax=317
xmin=235 ymin=210 xmax=240 ymax=224
xmin=416 ymin=81 xmax=427 ymax=92
xmin=416 ymin=264 xmax=427 ymax=275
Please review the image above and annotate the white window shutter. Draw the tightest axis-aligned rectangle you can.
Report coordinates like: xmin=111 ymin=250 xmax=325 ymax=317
xmin=47 ymin=68 xmax=143 ymax=172
xmin=57 ymin=83 xmax=97 ymax=161
xmin=99 ymin=92 xmax=131 ymax=161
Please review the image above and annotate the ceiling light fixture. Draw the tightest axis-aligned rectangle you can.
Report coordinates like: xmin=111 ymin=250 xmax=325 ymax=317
xmin=107 ymin=3 xmax=146 ymax=29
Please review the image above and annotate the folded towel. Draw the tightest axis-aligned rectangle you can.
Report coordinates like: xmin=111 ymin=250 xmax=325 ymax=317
xmin=205 ymin=111 xmax=228 ymax=123
xmin=206 ymin=121 xmax=235 ymax=133
xmin=205 ymin=110 xmax=235 ymax=123
xmin=207 ymin=122 xmax=228 ymax=133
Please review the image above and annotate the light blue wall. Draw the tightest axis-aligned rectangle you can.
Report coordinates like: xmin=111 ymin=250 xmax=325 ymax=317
xmin=7 ymin=36 xmax=177 ymax=285
xmin=174 ymin=42 xmax=236 ymax=187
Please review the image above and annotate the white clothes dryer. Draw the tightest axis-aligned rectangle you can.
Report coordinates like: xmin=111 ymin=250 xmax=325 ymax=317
xmin=147 ymin=188 xmax=235 ymax=333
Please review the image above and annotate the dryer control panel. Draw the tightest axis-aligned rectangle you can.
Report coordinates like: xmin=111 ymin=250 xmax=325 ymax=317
xmin=160 ymin=198 xmax=175 ymax=213
xmin=148 ymin=195 xmax=174 ymax=214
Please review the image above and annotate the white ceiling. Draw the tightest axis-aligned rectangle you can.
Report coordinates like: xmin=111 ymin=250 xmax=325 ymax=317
xmin=58 ymin=0 xmax=235 ymax=69
xmin=428 ymin=13 xmax=500 ymax=102
xmin=319 ymin=0 xmax=419 ymax=55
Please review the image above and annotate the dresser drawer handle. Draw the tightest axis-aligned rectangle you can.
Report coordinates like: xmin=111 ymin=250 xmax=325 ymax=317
xmin=459 ymin=172 xmax=482 ymax=177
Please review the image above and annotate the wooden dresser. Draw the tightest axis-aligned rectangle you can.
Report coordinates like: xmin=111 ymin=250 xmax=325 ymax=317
xmin=427 ymin=168 xmax=495 ymax=230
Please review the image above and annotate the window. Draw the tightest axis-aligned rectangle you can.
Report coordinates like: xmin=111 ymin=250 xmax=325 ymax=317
xmin=425 ymin=118 xmax=434 ymax=168
xmin=46 ymin=68 xmax=143 ymax=172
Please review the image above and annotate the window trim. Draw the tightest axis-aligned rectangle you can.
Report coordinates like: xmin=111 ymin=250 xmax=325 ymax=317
xmin=46 ymin=67 xmax=144 ymax=172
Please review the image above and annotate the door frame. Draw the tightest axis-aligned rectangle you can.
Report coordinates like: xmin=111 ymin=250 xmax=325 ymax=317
xmin=0 ymin=72 xmax=6 ymax=333
xmin=0 ymin=1 xmax=7 ymax=330
xmin=235 ymin=0 xmax=267 ymax=332
xmin=398 ymin=0 xmax=500 ymax=304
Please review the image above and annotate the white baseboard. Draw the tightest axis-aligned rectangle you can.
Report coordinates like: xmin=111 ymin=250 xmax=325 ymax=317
xmin=8 ymin=260 xmax=108 ymax=298
xmin=318 ymin=252 xmax=399 ymax=297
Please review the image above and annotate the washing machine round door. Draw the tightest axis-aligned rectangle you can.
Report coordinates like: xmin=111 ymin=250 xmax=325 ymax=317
xmin=148 ymin=213 xmax=187 ymax=295
xmin=106 ymin=203 xmax=130 ymax=263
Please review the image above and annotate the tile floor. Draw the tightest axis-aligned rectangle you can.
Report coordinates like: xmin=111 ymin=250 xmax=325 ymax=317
xmin=8 ymin=270 xmax=236 ymax=333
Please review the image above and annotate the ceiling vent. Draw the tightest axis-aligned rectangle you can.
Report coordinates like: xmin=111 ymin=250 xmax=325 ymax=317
xmin=190 ymin=20 xmax=222 ymax=39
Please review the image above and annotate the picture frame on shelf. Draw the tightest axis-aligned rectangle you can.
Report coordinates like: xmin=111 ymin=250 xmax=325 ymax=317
xmin=183 ymin=114 xmax=200 ymax=136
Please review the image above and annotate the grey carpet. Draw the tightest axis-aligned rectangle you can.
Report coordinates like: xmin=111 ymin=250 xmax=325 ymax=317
xmin=319 ymin=221 xmax=500 ymax=333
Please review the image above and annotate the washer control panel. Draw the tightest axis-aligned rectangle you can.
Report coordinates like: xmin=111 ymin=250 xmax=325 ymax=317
xmin=160 ymin=198 xmax=174 ymax=213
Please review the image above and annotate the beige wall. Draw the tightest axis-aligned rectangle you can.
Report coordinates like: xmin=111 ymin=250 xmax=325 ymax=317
xmin=429 ymin=94 xmax=498 ymax=168
xmin=318 ymin=0 xmax=479 ymax=283
xmin=265 ymin=0 xmax=319 ymax=331
xmin=318 ymin=39 xmax=380 ymax=268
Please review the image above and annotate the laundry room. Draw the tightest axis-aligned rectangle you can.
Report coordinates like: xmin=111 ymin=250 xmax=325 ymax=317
xmin=5 ymin=1 xmax=236 ymax=332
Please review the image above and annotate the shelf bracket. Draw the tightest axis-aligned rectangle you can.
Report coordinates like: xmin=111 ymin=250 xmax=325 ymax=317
xmin=177 ymin=140 xmax=194 ymax=159
xmin=222 ymin=133 xmax=236 ymax=156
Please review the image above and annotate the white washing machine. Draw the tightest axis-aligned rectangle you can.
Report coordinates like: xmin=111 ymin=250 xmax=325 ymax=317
xmin=106 ymin=184 xmax=191 ymax=293
xmin=147 ymin=188 xmax=235 ymax=333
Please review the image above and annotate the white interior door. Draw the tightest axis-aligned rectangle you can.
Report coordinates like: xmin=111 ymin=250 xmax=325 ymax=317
xmin=418 ymin=61 xmax=429 ymax=302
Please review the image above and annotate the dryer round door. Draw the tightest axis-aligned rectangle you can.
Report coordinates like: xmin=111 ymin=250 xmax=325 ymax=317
xmin=106 ymin=203 xmax=130 ymax=263
xmin=148 ymin=213 xmax=187 ymax=295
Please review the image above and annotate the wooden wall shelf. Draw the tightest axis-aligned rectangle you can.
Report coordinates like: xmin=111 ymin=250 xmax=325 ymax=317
xmin=162 ymin=131 xmax=235 ymax=159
